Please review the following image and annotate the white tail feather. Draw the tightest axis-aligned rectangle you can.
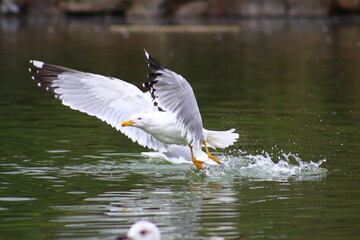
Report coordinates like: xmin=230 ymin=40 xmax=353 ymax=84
xmin=204 ymin=128 xmax=239 ymax=149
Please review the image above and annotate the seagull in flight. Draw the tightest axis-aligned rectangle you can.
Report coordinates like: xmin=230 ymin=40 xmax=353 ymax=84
xmin=29 ymin=50 xmax=238 ymax=170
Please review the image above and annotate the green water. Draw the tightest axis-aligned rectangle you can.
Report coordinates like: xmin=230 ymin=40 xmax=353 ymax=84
xmin=0 ymin=18 xmax=359 ymax=240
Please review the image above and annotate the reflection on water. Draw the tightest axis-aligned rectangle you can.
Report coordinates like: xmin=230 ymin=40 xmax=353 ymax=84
xmin=1 ymin=149 xmax=327 ymax=239
xmin=53 ymin=187 xmax=240 ymax=239
xmin=0 ymin=197 xmax=36 ymax=201
xmin=0 ymin=17 xmax=359 ymax=240
xmin=48 ymin=154 xmax=242 ymax=239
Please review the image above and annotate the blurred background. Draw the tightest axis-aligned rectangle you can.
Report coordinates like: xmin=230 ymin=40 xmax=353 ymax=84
xmin=1 ymin=0 xmax=360 ymax=18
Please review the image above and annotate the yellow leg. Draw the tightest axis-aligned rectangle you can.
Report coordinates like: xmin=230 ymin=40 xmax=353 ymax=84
xmin=202 ymin=140 xmax=221 ymax=164
xmin=189 ymin=145 xmax=204 ymax=170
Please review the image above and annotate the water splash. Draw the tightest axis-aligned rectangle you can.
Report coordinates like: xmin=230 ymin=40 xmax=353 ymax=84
xmin=203 ymin=150 xmax=327 ymax=181
xmin=142 ymin=147 xmax=327 ymax=181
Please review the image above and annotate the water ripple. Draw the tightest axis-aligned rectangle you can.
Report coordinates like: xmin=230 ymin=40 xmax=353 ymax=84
xmin=52 ymin=186 xmax=241 ymax=239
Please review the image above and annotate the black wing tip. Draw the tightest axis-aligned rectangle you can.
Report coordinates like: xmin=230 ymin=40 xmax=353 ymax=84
xmin=29 ymin=60 xmax=79 ymax=74
xmin=142 ymin=72 xmax=163 ymax=90
xmin=147 ymin=72 xmax=162 ymax=80
xmin=143 ymin=49 xmax=164 ymax=71
xmin=142 ymin=79 xmax=158 ymax=89
xmin=29 ymin=60 xmax=59 ymax=93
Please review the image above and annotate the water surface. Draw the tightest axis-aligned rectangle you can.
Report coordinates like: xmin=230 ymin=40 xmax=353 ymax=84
xmin=0 ymin=17 xmax=359 ymax=240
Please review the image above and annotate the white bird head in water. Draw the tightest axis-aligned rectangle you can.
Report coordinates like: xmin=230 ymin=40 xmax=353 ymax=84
xmin=117 ymin=220 xmax=161 ymax=240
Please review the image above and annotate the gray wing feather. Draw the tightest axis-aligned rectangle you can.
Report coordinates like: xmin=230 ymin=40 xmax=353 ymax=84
xmin=144 ymin=51 xmax=204 ymax=147
xmin=29 ymin=60 xmax=168 ymax=152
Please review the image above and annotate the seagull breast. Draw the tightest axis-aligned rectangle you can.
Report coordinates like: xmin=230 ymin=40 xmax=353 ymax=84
xmin=138 ymin=111 xmax=188 ymax=145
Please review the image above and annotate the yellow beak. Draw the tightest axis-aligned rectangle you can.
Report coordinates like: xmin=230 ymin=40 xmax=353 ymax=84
xmin=121 ymin=120 xmax=135 ymax=127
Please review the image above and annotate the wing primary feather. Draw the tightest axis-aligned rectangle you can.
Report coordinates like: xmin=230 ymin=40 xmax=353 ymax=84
xmin=29 ymin=59 xmax=169 ymax=152
xmin=143 ymin=80 xmax=158 ymax=89
xmin=147 ymin=72 xmax=162 ymax=80
xmin=144 ymin=49 xmax=164 ymax=72
xmin=142 ymin=51 xmax=205 ymax=148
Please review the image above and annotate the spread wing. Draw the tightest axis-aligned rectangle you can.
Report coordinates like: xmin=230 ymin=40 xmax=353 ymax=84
xmin=143 ymin=50 xmax=204 ymax=147
xmin=28 ymin=60 xmax=168 ymax=152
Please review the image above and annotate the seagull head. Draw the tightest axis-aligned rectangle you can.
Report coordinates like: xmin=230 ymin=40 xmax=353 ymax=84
xmin=121 ymin=114 xmax=153 ymax=128
xmin=116 ymin=220 xmax=161 ymax=240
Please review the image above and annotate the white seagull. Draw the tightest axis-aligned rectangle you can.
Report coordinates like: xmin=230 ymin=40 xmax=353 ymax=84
xmin=116 ymin=220 xmax=161 ymax=240
xmin=116 ymin=220 xmax=227 ymax=240
xmin=29 ymin=50 xmax=238 ymax=170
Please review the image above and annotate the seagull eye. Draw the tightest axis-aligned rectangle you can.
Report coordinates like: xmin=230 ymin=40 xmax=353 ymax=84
xmin=137 ymin=117 xmax=142 ymax=120
xmin=140 ymin=230 xmax=147 ymax=235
